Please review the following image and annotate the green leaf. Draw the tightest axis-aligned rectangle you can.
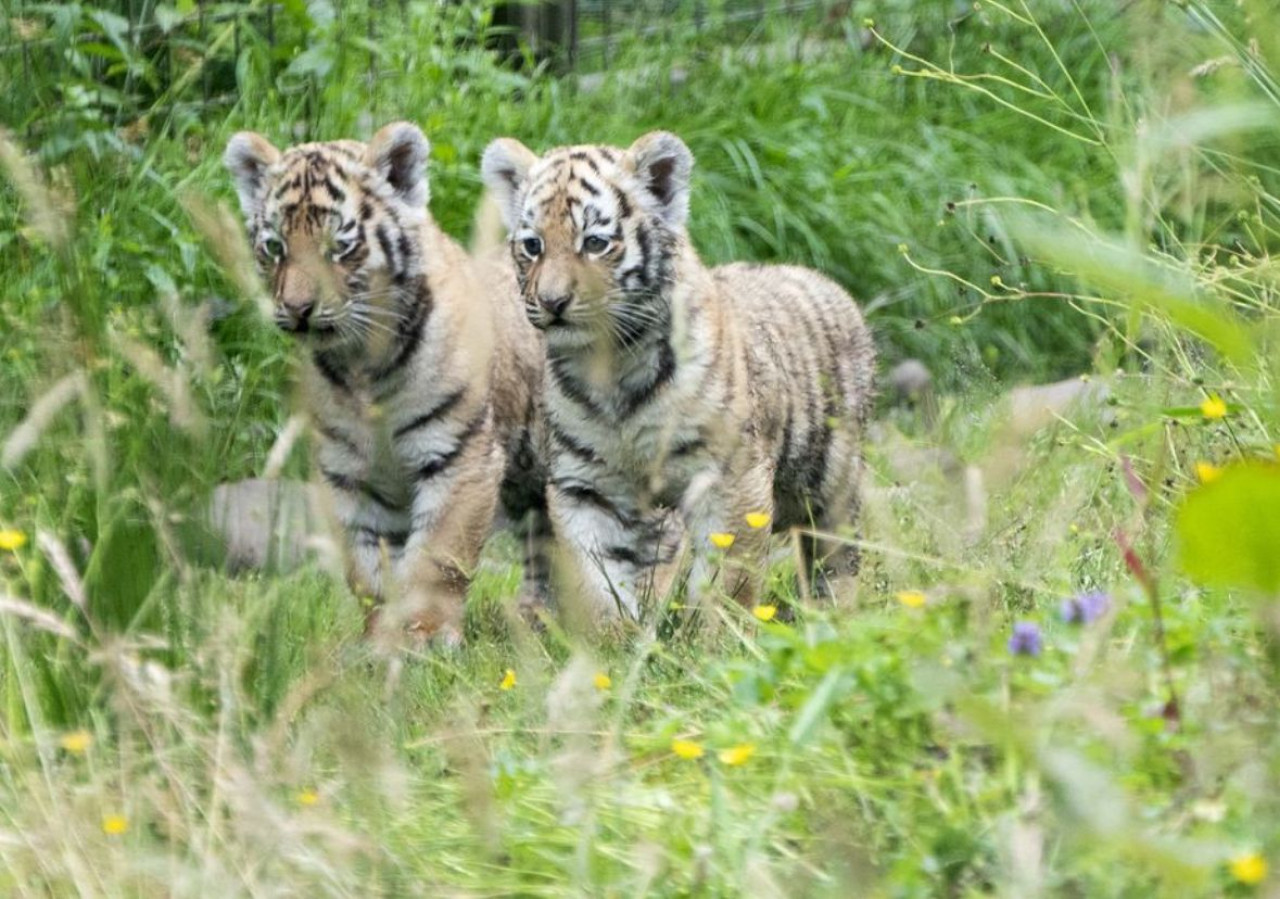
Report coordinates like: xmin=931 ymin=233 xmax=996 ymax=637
xmin=1176 ymin=463 xmax=1280 ymax=595
xmin=787 ymin=665 xmax=845 ymax=746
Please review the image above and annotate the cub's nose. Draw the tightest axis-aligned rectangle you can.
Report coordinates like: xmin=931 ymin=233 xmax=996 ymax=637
xmin=539 ymin=295 xmax=571 ymax=319
xmin=279 ymin=301 xmax=315 ymax=332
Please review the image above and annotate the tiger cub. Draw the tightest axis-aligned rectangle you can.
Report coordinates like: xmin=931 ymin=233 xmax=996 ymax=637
xmin=480 ymin=131 xmax=875 ymax=620
xmin=225 ymin=122 xmax=547 ymax=646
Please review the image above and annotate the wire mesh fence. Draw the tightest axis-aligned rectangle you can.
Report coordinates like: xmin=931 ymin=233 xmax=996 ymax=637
xmin=0 ymin=0 xmax=854 ymax=140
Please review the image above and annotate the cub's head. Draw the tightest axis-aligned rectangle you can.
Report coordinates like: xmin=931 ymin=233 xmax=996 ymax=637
xmin=224 ymin=122 xmax=430 ymax=347
xmin=480 ymin=131 xmax=693 ymax=349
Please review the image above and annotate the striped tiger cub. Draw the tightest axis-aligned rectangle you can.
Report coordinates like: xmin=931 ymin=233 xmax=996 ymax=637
xmin=225 ymin=122 xmax=547 ymax=646
xmin=480 ymin=131 xmax=875 ymax=619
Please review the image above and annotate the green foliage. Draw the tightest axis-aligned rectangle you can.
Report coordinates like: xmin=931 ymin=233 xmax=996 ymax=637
xmin=1177 ymin=463 xmax=1280 ymax=596
xmin=1 ymin=0 xmax=1280 ymax=894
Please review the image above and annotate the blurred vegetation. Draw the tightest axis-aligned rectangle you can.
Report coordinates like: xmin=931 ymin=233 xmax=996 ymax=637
xmin=1 ymin=0 xmax=1280 ymax=894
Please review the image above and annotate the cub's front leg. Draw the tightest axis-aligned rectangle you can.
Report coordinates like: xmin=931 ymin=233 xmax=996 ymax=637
xmin=380 ymin=420 xmax=505 ymax=648
xmin=680 ymin=459 xmax=775 ymax=611
xmin=314 ymin=435 xmax=411 ymax=617
xmin=547 ymin=475 xmax=686 ymax=623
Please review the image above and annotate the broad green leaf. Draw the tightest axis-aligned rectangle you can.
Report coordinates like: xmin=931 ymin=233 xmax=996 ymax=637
xmin=1176 ymin=463 xmax=1280 ymax=595
xmin=1014 ymin=220 xmax=1257 ymax=366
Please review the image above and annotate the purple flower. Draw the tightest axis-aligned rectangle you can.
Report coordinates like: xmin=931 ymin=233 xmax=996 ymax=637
xmin=1059 ymin=591 xmax=1110 ymax=625
xmin=1008 ymin=621 xmax=1043 ymax=657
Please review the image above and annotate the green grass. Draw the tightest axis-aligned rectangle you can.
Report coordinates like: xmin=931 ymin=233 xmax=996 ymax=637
xmin=2 ymin=0 xmax=1280 ymax=894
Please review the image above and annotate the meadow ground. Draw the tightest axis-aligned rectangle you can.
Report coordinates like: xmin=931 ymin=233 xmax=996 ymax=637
xmin=1 ymin=1 xmax=1280 ymax=895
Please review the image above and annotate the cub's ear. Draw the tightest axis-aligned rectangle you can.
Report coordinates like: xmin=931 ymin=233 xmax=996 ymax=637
xmin=624 ymin=131 xmax=693 ymax=229
xmin=365 ymin=121 xmax=430 ymax=208
xmin=224 ymin=132 xmax=281 ymax=218
xmin=480 ymin=138 xmax=539 ymax=233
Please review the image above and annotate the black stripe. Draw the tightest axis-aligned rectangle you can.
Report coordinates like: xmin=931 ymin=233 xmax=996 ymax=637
xmin=397 ymin=231 xmax=414 ymax=270
xmin=578 ymin=178 xmax=601 ymax=197
xmin=778 ymin=419 xmax=794 ymax=468
xmin=549 ymin=355 xmax=604 ymax=418
xmin=612 ymin=184 xmax=632 ymax=219
xmin=619 ymin=339 xmax=675 ymax=417
xmin=393 ymin=388 xmax=467 ymax=440
xmin=318 ymin=422 xmax=360 ymax=456
xmin=618 ymin=265 xmax=645 ymax=289
xmin=353 ymin=525 xmax=410 ymax=547
xmin=569 ymin=150 xmax=601 ymax=173
xmin=636 ymin=222 xmax=654 ymax=278
xmin=808 ymin=395 xmax=837 ymax=494
xmin=321 ymin=467 xmax=407 ymax=513
xmin=375 ymin=222 xmax=396 ymax=268
xmin=552 ymin=478 xmax=634 ymax=525
xmin=322 ymin=177 xmax=346 ymax=202
xmin=668 ymin=435 xmax=706 ymax=457
xmin=312 ymin=350 xmax=349 ymax=391
xmin=416 ymin=409 xmax=488 ymax=482
xmin=602 ymin=544 xmax=646 ymax=566
xmin=548 ymin=420 xmax=600 ymax=463
xmin=371 ymin=284 xmax=431 ymax=383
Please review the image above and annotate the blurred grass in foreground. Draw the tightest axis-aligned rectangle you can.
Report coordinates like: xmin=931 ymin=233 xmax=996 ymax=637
xmin=1 ymin=0 xmax=1280 ymax=894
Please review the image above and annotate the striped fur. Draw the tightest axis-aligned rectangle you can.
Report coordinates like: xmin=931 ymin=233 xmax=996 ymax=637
xmin=226 ymin=122 xmax=546 ymax=645
xmin=482 ymin=131 xmax=875 ymax=619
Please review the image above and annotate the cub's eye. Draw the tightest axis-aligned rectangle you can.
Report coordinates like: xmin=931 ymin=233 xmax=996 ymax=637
xmin=581 ymin=235 xmax=611 ymax=255
xmin=330 ymin=233 xmax=358 ymax=261
xmin=259 ymin=236 xmax=285 ymax=261
xmin=520 ymin=236 xmax=543 ymax=259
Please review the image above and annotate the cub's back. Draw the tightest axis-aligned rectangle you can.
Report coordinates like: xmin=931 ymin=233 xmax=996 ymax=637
xmin=712 ymin=262 xmax=874 ymax=486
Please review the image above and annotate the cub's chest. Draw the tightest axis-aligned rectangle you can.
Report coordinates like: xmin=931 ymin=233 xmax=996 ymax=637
xmin=554 ymin=409 xmax=715 ymax=506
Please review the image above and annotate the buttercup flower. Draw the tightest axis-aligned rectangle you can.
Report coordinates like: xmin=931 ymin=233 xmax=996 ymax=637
xmin=744 ymin=512 xmax=771 ymax=530
xmin=0 ymin=530 xmax=27 ymax=551
xmin=1008 ymin=621 xmax=1043 ymax=657
xmin=1229 ymin=852 xmax=1268 ymax=885
xmin=593 ymin=672 xmax=612 ymax=690
xmin=499 ymin=669 xmax=517 ymax=690
xmin=1200 ymin=395 xmax=1228 ymax=420
xmin=752 ymin=605 xmax=777 ymax=622
xmin=59 ymin=730 xmax=92 ymax=755
xmin=671 ymin=739 xmax=704 ymax=760
xmin=1194 ymin=461 xmax=1221 ymax=484
xmin=895 ymin=590 xmax=927 ymax=609
xmin=709 ymin=533 xmax=736 ymax=550
xmin=101 ymin=814 xmax=129 ymax=836
xmin=1059 ymin=591 xmax=1110 ymax=625
xmin=718 ymin=744 xmax=756 ymax=766
xmin=297 ymin=789 xmax=320 ymax=807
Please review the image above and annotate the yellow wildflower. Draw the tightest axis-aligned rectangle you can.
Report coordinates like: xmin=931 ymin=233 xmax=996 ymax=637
xmin=0 ymin=530 xmax=27 ymax=551
xmin=101 ymin=814 xmax=128 ymax=836
xmin=718 ymin=743 xmax=756 ymax=766
xmin=1194 ymin=462 xmax=1222 ymax=484
xmin=499 ymin=669 xmax=517 ymax=690
xmin=1229 ymin=852 xmax=1268 ymax=885
xmin=708 ymin=532 xmax=735 ymax=550
xmin=593 ymin=671 xmax=612 ymax=691
xmin=752 ymin=605 xmax=777 ymax=622
xmin=1200 ymin=395 xmax=1228 ymax=420
xmin=59 ymin=730 xmax=92 ymax=755
xmin=895 ymin=590 xmax=927 ymax=609
xmin=744 ymin=512 xmax=771 ymax=530
xmin=296 ymin=789 xmax=320 ymax=807
xmin=671 ymin=739 xmax=704 ymax=760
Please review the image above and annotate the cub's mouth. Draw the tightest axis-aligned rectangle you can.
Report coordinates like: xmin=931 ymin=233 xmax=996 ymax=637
xmin=276 ymin=315 xmax=342 ymax=346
